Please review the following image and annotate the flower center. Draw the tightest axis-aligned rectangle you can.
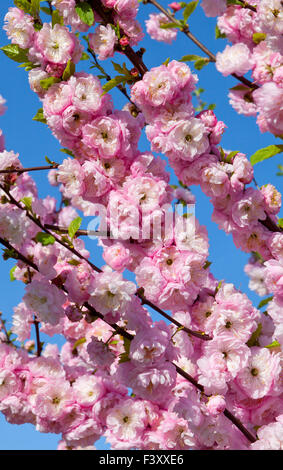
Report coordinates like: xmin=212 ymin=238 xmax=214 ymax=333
xmin=166 ymin=258 xmax=173 ymax=265
xmin=185 ymin=134 xmax=192 ymax=142
xmin=251 ymin=368 xmax=259 ymax=377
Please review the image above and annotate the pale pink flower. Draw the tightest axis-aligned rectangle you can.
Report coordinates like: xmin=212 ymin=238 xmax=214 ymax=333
xmin=206 ymin=395 xmax=226 ymax=416
xmin=35 ymin=23 xmax=75 ymax=64
xmin=23 ymin=279 xmax=66 ymax=325
xmin=146 ymin=13 xmax=177 ymax=44
xmin=87 ymin=266 xmax=136 ymax=318
xmin=4 ymin=7 xmax=35 ymax=49
xmin=216 ymin=43 xmax=252 ymax=77
xmin=261 ymin=184 xmax=281 ymax=215
xmin=232 ymin=188 xmax=266 ymax=228
xmin=236 ymin=347 xmax=281 ymax=399
xmin=89 ymin=24 xmax=117 ymax=60
xmin=201 ymin=0 xmax=226 ymax=17
xmin=167 ymin=118 xmax=210 ymax=161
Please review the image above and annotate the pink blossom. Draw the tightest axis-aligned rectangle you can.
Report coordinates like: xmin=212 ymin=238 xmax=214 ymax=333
xmin=89 ymin=24 xmax=117 ymax=61
xmin=231 ymin=188 xmax=266 ymax=228
xmin=23 ymin=279 xmax=66 ymax=325
xmin=236 ymin=347 xmax=281 ymax=399
xmin=253 ymin=82 xmax=283 ymax=136
xmin=261 ymin=184 xmax=282 ymax=215
xmin=201 ymin=0 xmax=226 ymax=17
xmin=228 ymin=87 xmax=258 ymax=117
xmin=35 ymin=23 xmax=76 ymax=65
xmin=4 ymin=7 xmax=35 ymax=49
xmin=206 ymin=395 xmax=226 ymax=416
xmin=216 ymin=43 xmax=252 ymax=77
xmin=146 ymin=13 xmax=177 ymax=44
xmin=87 ymin=267 xmax=136 ymax=319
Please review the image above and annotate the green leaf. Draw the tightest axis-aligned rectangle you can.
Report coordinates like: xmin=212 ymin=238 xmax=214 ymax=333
xmin=102 ymin=76 xmax=126 ymax=94
xmin=62 ymin=59 xmax=75 ymax=81
xmin=31 ymin=0 xmax=40 ymax=16
xmin=207 ymin=103 xmax=216 ymax=110
xmin=52 ymin=9 xmax=64 ymax=27
xmin=226 ymin=150 xmax=239 ymax=163
xmin=0 ymin=44 xmax=29 ymax=63
xmin=215 ymin=24 xmax=226 ymax=39
xmin=119 ymin=337 xmax=131 ymax=364
xmin=257 ymin=296 xmax=273 ymax=310
xmin=10 ymin=265 xmax=17 ymax=281
xmin=40 ymin=76 xmax=61 ymax=90
xmin=246 ymin=323 xmax=262 ymax=347
xmin=20 ymin=197 xmax=32 ymax=211
xmin=68 ymin=217 xmax=82 ymax=240
xmin=72 ymin=337 xmax=86 ymax=352
xmin=278 ymin=219 xmax=283 ymax=229
xmin=230 ymin=84 xmax=251 ymax=92
xmin=250 ymin=144 xmax=283 ymax=165
xmin=163 ymin=57 xmax=170 ymax=66
xmin=75 ymin=2 xmax=94 ymax=26
xmin=40 ymin=6 xmax=52 ymax=15
xmin=14 ymin=0 xmax=33 ymax=15
xmin=35 ymin=232 xmax=56 ymax=246
xmin=227 ymin=0 xmax=244 ymax=5
xmin=194 ymin=57 xmax=210 ymax=70
xmin=68 ymin=259 xmax=81 ymax=266
xmin=159 ymin=22 xmax=179 ymax=29
xmin=180 ymin=54 xmax=204 ymax=62
xmin=81 ymin=52 xmax=90 ymax=60
xmin=265 ymin=340 xmax=280 ymax=349
xmin=183 ymin=1 xmax=198 ymax=23
xmin=60 ymin=148 xmax=75 ymax=157
xmin=277 ymin=165 xmax=283 ymax=176
xmin=252 ymin=32 xmax=266 ymax=44
xmin=18 ymin=61 xmax=38 ymax=71
xmin=203 ymin=261 xmax=212 ymax=270
xmin=32 ymin=108 xmax=46 ymax=123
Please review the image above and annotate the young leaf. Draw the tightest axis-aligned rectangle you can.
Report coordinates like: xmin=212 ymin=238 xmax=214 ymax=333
xmin=41 ymin=6 xmax=52 ymax=15
xmin=252 ymin=32 xmax=266 ymax=44
xmin=32 ymin=108 xmax=46 ymax=123
xmin=81 ymin=52 xmax=90 ymax=61
xmin=180 ymin=54 xmax=203 ymax=62
xmin=40 ymin=76 xmax=60 ymax=90
xmin=62 ymin=59 xmax=75 ymax=81
xmin=159 ymin=22 xmax=179 ymax=29
xmin=20 ymin=197 xmax=33 ymax=211
xmin=14 ymin=0 xmax=33 ymax=15
xmin=0 ymin=44 xmax=29 ymax=63
xmin=31 ymin=0 xmax=40 ymax=16
xmin=278 ymin=219 xmax=283 ymax=229
xmin=10 ymin=265 xmax=17 ymax=282
xmin=250 ymin=144 xmax=283 ymax=165
xmin=35 ymin=232 xmax=56 ymax=246
xmin=102 ymin=76 xmax=126 ymax=94
xmin=52 ymin=9 xmax=64 ymax=27
xmin=183 ymin=1 xmax=198 ymax=23
xmin=194 ymin=57 xmax=209 ymax=70
xmin=60 ymin=148 xmax=75 ymax=157
xmin=246 ymin=323 xmax=262 ymax=347
xmin=225 ymin=150 xmax=239 ymax=162
xmin=72 ymin=337 xmax=86 ymax=352
xmin=68 ymin=217 xmax=82 ymax=240
xmin=215 ymin=25 xmax=226 ymax=39
xmin=257 ymin=296 xmax=273 ymax=310
xmin=265 ymin=340 xmax=280 ymax=349
xmin=75 ymin=2 xmax=94 ymax=26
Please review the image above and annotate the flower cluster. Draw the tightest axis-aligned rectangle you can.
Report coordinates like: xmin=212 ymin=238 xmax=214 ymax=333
xmin=0 ymin=0 xmax=283 ymax=452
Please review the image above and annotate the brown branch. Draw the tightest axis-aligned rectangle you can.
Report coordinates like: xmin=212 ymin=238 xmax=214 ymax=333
xmin=174 ymin=363 xmax=257 ymax=444
xmin=0 ymin=164 xmax=58 ymax=174
xmin=90 ymin=0 xmax=148 ymax=77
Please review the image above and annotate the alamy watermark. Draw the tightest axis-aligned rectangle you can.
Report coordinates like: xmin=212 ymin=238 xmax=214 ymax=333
xmin=86 ymin=202 xmax=196 ymax=241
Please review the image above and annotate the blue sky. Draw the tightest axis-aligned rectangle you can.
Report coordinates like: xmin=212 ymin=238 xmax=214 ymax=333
xmin=0 ymin=0 xmax=282 ymax=450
